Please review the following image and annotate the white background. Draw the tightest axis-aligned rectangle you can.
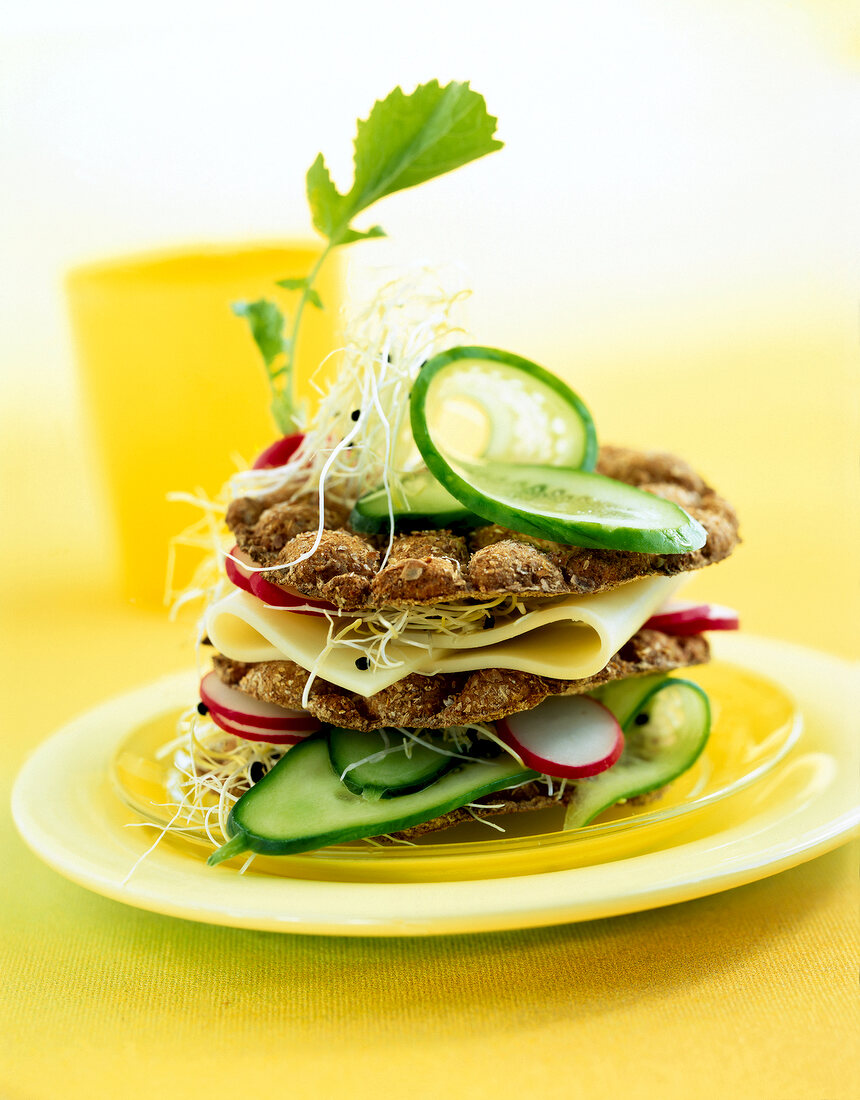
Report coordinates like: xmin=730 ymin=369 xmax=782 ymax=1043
xmin=3 ymin=0 xmax=857 ymax=394
xmin=1 ymin=1 xmax=858 ymax=649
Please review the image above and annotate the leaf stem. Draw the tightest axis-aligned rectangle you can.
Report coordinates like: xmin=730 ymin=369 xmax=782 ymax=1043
xmin=282 ymin=240 xmax=336 ymax=429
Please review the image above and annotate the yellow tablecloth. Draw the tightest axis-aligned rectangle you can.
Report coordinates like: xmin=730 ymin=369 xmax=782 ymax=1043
xmin=2 ymin=590 xmax=858 ymax=1099
xmin=2 ymin=313 xmax=858 ymax=1099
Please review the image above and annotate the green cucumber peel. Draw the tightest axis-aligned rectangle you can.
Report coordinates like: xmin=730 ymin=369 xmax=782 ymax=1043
xmin=565 ymin=677 xmax=711 ymax=828
xmin=328 ymin=727 xmax=455 ymax=799
xmin=412 ymin=346 xmax=598 ymax=471
xmin=207 ymin=734 xmax=536 ymax=862
xmin=410 ymin=348 xmax=706 ymax=554
xmin=349 ymin=470 xmax=488 ymax=534
xmin=590 ymin=673 xmax=670 ymax=727
xmin=207 ymin=833 xmax=248 ymax=867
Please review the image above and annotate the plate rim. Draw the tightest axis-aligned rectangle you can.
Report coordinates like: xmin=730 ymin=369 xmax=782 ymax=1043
xmin=11 ymin=634 xmax=860 ymax=936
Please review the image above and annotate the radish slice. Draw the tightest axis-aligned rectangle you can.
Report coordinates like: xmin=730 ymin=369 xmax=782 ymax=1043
xmin=497 ymin=696 xmax=623 ymax=778
xmin=247 ymin=571 xmax=335 ymax=615
xmin=252 ymin=433 xmax=304 ymax=470
xmin=200 ymin=672 xmax=321 ymax=732
xmin=208 ymin=708 xmax=312 ymax=745
xmin=645 ymin=601 xmax=739 ymax=635
xmin=225 ymin=545 xmax=335 ymax=616
xmin=645 ymin=600 xmax=710 ymax=626
xmin=224 ymin=546 xmax=256 ymax=595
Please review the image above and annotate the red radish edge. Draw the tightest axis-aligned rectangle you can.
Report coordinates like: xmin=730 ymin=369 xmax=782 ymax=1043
xmin=247 ymin=571 xmax=335 ymax=615
xmin=497 ymin=696 xmax=624 ymax=779
xmin=252 ymin=433 xmax=304 ymax=470
xmin=645 ymin=601 xmax=740 ymax=635
xmin=207 ymin=699 xmax=320 ymax=733
xmin=200 ymin=672 xmax=320 ymax=732
xmin=225 ymin=546 xmax=256 ymax=595
xmin=208 ymin=708 xmax=311 ymax=745
xmin=224 ymin=547 xmax=336 ymax=616
xmin=645 ymin=600 xmax=710 ymax=626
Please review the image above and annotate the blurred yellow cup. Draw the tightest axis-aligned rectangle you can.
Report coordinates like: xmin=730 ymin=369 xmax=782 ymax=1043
xmin=67 ymin=242 xmax=341 ymax=605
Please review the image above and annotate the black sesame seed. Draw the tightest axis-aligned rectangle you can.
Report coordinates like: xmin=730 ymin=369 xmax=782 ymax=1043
xmin=634 ymin=712 xmax=649 ymax=726
xmin=355 ymin=657 xmax=370 ymax=671
xmin=197 ymin=702 xmax=209 ymax=716
xmin=350 ymin=409 xmax=361 ymax=421
xmin=249 ymin=761 xmax=265 ymax=784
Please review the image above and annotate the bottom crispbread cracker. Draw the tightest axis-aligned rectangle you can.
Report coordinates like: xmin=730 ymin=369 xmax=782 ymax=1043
xmin=378 ymin=781 xmax=669 ymax=842
xmin=212 ymin=627 xmax=708 ymax=731
xmin=208 ymin=627 xmax=707 ymax=842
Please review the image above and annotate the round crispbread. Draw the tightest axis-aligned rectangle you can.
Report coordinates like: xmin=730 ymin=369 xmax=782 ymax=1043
xmin=226 ymin=446 xmax=739 ymax=611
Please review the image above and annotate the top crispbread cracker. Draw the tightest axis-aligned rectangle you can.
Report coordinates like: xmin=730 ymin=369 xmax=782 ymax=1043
xmin=226 ymin=446 xmax=739 ymax=611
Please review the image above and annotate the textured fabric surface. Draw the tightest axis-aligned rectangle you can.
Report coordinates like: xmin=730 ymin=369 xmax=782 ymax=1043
xmin=3 ymin=296 xmax=859 ymax=1098
xmin=2 ymin=589 xmax=859 ymax=1100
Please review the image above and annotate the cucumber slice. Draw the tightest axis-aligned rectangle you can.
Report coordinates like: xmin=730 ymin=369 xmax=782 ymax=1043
xmin=419 ymin=461 xmax=707 ymax=553
xmin=328 ymin=727 xmax=455 ymax=799
xmin=208 ymin=735 xmax=537 ymax=862
xmin=564 ymin=678 xmax=711 ymax=828
xmin=411 ymin=348 xmax=706 ymax=553
xmin=590 ymin=673 xmax=668 ymax=728
xmin=349 ymin=470 xmax=487 ymax=534
xmin=412 ymin=346 xmax=597 ymax=470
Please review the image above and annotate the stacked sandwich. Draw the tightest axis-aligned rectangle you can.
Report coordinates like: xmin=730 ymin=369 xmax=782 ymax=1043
xmin=183 ymin=338 xmax=739 ymax=866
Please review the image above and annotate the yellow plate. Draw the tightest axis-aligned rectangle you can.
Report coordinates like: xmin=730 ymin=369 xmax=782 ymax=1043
xmin=11 ymin=635 xmax=859 ymax=935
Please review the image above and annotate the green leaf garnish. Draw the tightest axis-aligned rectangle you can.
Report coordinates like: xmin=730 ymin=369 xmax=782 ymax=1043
xmin=232 ymin=300 xmax=297 ymax=433
xmin=232 ymin=299 xmax=286 ymax=367
xmin=304 ymin=288 xmax=324 ymax=311
xmin=308 ymin=80 xmax=503 ymax=247
xmin=236 ymin=80 xmax=502 ymax=435
xmin=339 ymin=225 xmax=386 ymax=245
xmin=276 ymin=278 xmax=324 ymax=310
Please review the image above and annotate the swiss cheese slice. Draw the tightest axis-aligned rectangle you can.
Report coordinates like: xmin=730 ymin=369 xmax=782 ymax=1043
xmin=205 ymin=574 xmax=685 ymax=698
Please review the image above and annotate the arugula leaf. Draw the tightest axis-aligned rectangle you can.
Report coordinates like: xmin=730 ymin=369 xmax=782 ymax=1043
xmin=231 ymin=299 xmax=287 ymax=367
xmin=340 ymin=225 xmax=386 ymax=245
xmin=232 ymin=299 xmax=298 ymax=432
xmin=304 ymin=288 xmax=324 ymax=311
xmin=276 ymin=278 xmax=324 ymax=310
xmin=307 ymin=80 xmax=502 ymax=246
xmin=239 ymin=80 xmax=502 ymax=435
xmin=306 ymin=154 xmax=346 ymax=239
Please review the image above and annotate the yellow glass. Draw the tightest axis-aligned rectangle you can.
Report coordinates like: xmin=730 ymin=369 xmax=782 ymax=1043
xmin=66 ymin=243 xmax=340 ymax=604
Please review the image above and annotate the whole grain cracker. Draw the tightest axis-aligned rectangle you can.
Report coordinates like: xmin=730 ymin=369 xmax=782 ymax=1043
xmin=227 ymin=446 xmax=739 ymax=610
xmin=213 ymin=628 xmax=709 ymax=731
